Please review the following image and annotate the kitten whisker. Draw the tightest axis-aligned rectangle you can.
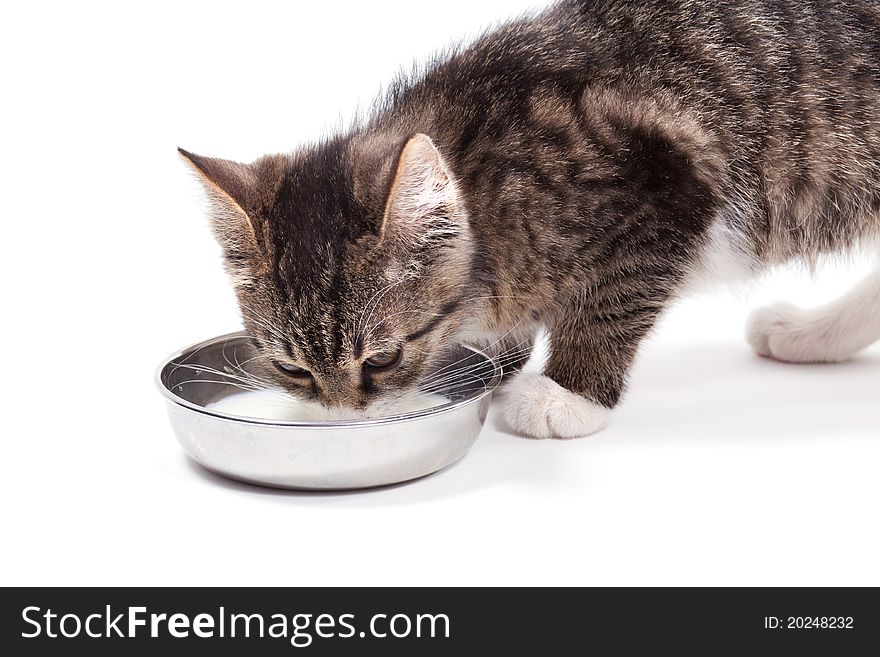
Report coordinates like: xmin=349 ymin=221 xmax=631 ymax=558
xmin=172 ymin=379 xmax=267 ymax=395
xmin=172 ymin=363 xmax=292 ymax=402
xmin=415 ymin=345 xmax=536 ymax=393
xmin=221 ymin=340 xmax=282 ymax=391
xmin=419 ymin=320 xmax=530 ymax=385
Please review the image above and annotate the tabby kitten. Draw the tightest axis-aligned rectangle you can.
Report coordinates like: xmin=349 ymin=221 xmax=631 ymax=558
xmin=181 ymin=0 xmax=880 ymax=438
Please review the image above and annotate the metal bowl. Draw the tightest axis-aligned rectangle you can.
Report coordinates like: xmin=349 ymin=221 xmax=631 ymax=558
xmin=156 ymin=332 xmax=501 ymax=490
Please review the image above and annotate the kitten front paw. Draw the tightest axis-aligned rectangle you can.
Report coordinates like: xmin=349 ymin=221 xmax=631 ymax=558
xmin=502 ymin=373 xmax=610 ymax=439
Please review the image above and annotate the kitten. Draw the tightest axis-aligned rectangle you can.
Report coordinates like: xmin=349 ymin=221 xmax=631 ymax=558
xmin=180 ymin=0 xmax=880 ymax=438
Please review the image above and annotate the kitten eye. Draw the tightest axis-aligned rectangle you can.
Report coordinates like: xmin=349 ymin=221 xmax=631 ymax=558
xmin=273 ymin=361 xmax=311 ymax=377
xmin=365 ymin=348 xmax=402 ymax=369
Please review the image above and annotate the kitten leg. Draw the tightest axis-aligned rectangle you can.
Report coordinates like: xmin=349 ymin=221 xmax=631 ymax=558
xmin=746 ymin=266 xmax=880 ymax=363
xmin=503 ymin=293 xmax=658 ymax=439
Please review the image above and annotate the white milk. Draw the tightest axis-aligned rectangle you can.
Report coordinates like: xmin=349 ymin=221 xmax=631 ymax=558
xmin=207 ymin=389 xmax=449 ymax=422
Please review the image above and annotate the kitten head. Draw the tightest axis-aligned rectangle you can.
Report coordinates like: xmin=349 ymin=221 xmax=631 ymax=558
xmin=180 ymin=133 xmax=475 ymax=415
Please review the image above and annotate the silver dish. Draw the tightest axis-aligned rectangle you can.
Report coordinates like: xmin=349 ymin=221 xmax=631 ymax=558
xmin=156 ymin=333 xmax=501 ymax=490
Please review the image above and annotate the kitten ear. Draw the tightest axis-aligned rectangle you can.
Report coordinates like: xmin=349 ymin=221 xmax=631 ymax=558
xmin=379 ymin=134 xmax=462 ymax=247
xmin=178 ymin=148 xmax=262 ymax=255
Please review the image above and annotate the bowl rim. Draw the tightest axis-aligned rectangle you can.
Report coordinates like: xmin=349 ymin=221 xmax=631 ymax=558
xmin=155 ymin=332 xmax=501 ymax=429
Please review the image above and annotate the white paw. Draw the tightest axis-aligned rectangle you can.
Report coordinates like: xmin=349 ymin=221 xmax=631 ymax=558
xmin=502 ymin=373 xmax=610 ymax=439
xmin=745 ymin=303 xmax=845 ymax=363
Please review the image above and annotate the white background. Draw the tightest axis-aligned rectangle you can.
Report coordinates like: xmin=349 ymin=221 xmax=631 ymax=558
xmin=2 ymin=0 xmax=877 ymax=586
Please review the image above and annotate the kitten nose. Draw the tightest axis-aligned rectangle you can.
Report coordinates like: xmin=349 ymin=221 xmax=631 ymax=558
xmin=316 ymin=376 xmax=364 ymax=410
